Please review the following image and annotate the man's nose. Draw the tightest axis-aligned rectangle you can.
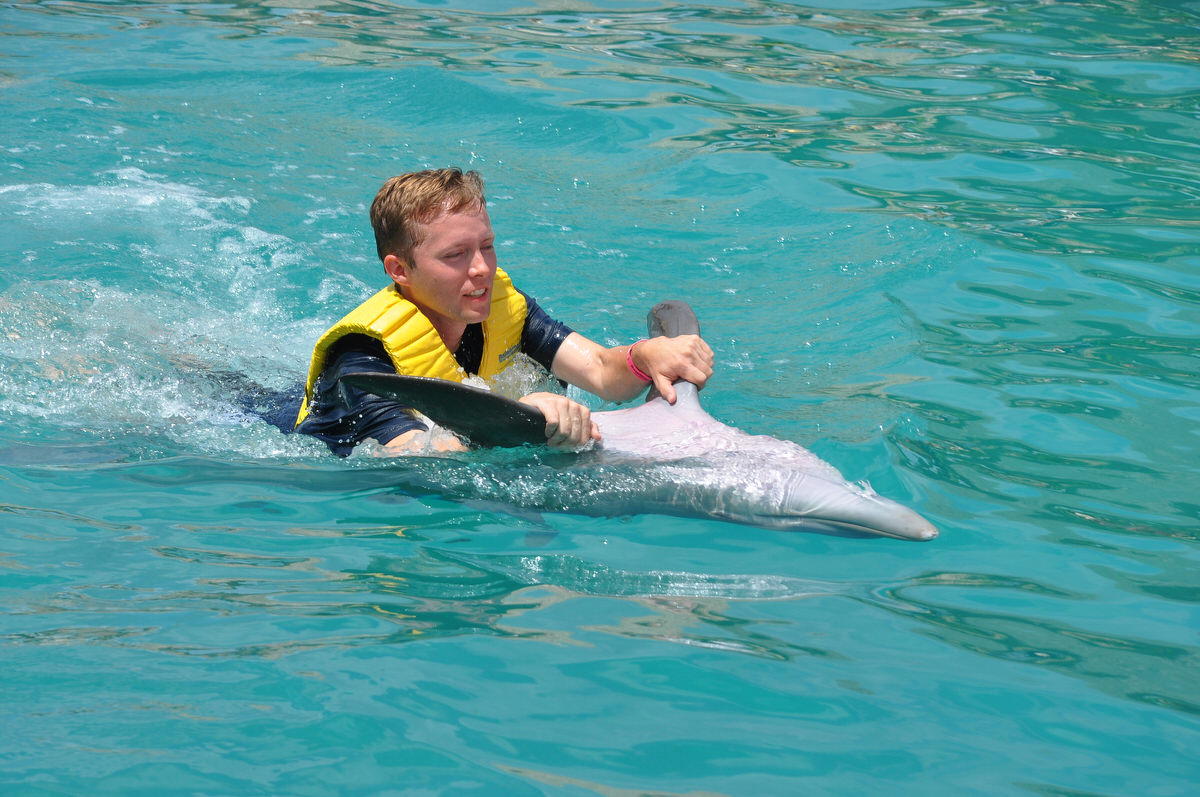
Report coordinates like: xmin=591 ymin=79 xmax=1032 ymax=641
xmin=468 ymin=249 xmax=492 ymax=276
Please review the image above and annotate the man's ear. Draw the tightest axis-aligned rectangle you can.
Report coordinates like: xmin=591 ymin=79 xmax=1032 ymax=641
xmin=383 ymin=253 xmax=409 ymax=286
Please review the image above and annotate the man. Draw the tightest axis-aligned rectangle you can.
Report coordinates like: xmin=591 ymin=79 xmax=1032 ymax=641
xmin=296 ymin=168 xmax=713 ymax=455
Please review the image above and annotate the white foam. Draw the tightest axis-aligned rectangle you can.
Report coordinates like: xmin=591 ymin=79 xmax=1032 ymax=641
xmin=0 ymin=172 xmax=330 ymax=460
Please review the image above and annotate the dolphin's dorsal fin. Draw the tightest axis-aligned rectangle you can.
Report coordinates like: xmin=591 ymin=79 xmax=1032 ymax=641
xmin=645 ymin=301 xmax=702 ymax=406
xmin=648 ymin=300 xmax=701 ymax=338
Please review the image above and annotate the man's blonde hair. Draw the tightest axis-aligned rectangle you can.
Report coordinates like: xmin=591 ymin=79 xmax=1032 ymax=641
xmin=370 ymin=168 xmax=487 ymax=265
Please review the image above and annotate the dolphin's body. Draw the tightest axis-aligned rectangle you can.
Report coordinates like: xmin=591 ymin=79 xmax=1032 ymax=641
xmin=585 ymin=379 xmax=937 ymax=540
xmin=342 ymin=302 xmax=938 ymax=541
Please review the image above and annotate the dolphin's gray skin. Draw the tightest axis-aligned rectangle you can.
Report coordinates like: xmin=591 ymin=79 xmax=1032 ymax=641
xmin=580 ymin=301 xmax=938 ymax=541
xmin=342 ymin=302 xmax=938 ymax=541
xmin=586 ymin=379 xmax=936 ymax=540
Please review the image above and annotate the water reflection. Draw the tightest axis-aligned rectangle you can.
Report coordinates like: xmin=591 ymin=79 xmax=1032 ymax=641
xmin=18 ymin=0 xmax=1198 ymax=263
xmin=865 ymin=571 xmax=1200 ymax=717
xmin=347 ymin=548 xmax=849 ymax=661
xmin=2 ymin=529 xmax=850 ymax=664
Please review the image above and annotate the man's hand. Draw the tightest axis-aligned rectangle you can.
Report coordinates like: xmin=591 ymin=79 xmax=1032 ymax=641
xmin=519 ymin=392 xmax=601 ymax=449
xmin=631 ymin=334 xmax=714 ymax=404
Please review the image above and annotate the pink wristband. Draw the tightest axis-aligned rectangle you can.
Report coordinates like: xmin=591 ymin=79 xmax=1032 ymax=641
xmin=626 ymin=339 xmax=652 ymax=383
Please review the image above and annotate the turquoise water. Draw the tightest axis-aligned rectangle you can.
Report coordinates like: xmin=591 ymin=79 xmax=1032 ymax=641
xmin=3 ymin=0 xmax=1198 ymax=793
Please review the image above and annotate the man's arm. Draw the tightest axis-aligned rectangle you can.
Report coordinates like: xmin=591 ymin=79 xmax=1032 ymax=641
xmin=381 ymin=427 xmax=468 ymax=454
xmin=380 ymin=331 xmax=713 ymax=453
xmin=550 ymin=332 xmax=714 ymax=404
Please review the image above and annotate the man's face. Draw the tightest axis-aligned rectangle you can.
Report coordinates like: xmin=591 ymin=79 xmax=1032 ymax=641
xmin=395 ymin=204 xmax=497 ymax=338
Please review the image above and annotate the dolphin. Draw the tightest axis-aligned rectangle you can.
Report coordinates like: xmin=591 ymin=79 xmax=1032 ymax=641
xmin=341 ymin=302 xmax=938 ymax=541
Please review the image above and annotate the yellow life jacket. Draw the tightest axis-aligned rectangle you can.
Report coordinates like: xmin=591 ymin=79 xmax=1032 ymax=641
xmin=295 ymin=268 xmax=527 ymax=426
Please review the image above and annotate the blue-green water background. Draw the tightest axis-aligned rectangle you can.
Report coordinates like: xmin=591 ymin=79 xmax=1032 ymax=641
xmin=3 ymin=0 xmax=1198 ymax=793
